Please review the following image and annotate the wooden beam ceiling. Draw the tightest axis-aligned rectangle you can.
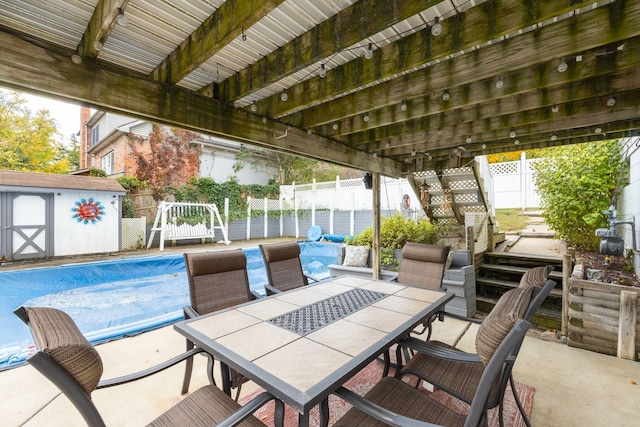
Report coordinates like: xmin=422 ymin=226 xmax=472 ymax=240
xmin=0 ymin=28 xmax=400 ymax=177
xmin=0 ymin=0 xmax=638 ymax=177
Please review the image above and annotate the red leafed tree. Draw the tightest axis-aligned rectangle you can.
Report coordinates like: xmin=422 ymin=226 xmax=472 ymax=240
xmin=128 ymin=124 xmax=201 ymax=197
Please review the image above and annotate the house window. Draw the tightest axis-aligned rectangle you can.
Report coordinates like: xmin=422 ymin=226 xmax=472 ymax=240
xmin=101 ymin=151 xmax=114 ymax=175
xmin=92 ymin=125 xmax=100 ymax=146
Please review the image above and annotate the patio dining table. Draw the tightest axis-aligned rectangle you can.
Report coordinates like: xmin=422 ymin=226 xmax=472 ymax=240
xmin=174 ymin=275 xmax=453 ymax=427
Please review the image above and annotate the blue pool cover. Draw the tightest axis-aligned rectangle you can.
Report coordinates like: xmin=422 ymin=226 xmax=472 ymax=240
xmin=0 ymin=242 xmax=339 ymax=370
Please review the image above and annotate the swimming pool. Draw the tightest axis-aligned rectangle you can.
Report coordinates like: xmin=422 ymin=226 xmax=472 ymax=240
xmin=0 ymin=242 xmax=339 ymax=370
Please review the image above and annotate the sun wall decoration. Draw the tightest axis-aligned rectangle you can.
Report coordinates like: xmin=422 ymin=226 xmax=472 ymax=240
xmin=71 ymin=198 xmax=105 ymax=224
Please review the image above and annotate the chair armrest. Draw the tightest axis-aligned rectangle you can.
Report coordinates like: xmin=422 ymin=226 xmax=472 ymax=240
xmin=216 ymin=391 xmax=276 ymax=427
xmin=442 ymin=311 xmax=482 ymax=324
xmin=334 ymin=386 xmax=442 ymax=427
xmin=383 ymin=272 xmax=399 ymax=282
xmin=250 ymin=290 xmax=263 ymax=300
xmin=399 ymin=337 xmax=482 ymax=364
xmin=264 ymin=283 xmax=282 ymax=295
xmin=304 ymin=272 xmax=324 ymax=284
xmin=97 ymin=347 xmax=206 ymax=388
xmin=183 ymin=305 xmax=198 ymax=319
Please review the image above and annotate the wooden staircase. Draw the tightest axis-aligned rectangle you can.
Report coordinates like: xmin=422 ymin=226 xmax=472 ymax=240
xmin=409 ymin=163 xmax=490 ymax=225
xmin=477 ymin=252 xmax=566 ymax=330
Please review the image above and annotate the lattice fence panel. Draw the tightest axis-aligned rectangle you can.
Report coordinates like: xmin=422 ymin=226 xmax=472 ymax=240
xmin=466 ymin=212 xmax=489 ymax=253
xmin=489 ymin=161 xmax=519 ymax=175
xmin=121 ymin=218 xmax=146 ymax=250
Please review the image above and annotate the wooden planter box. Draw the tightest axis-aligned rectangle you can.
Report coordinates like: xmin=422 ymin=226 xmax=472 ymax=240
xmin=567 ymin=278 xmax=639 ymax=359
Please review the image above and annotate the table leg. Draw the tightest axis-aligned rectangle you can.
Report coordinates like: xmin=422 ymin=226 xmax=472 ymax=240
xmin=298 ymin=411 xmax=310 ymax=427
xmin=319 ymin=398 xmax=329 ymax=427
xmin=220 ymin=361 xmax=231 ymax=396
xmin=274 ymin=400 xmax=285 ymax=427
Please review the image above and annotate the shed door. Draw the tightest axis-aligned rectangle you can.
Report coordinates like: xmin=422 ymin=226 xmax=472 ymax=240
xmin=2 ymin=193 xmax=53 ymax=260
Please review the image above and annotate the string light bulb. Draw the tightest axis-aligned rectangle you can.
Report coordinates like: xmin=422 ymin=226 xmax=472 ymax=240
xmin=318 ymin=64 xmax=326 ymax=78
xmin=606 ymin=96 xmax=616 ymax=107
xmin=71 ymin=52 xmax=82 ymax=64
xmin=465 ymin=135 xmax=472 ymax=144
xmin=595 ymin=127 xmax=602 ymax=134
xmin=116 ymin=8 xmax=128 ymax=26
xmin=442 ymin=90 xmax=450 ymax=101
xmin=509 ymin=128 xmax=517 ymax=138
xmin=551 ymin=104 xmax=560 ymax=113
xmin=495 ymin=76 xmax=504 ymax=89
xmin=411 ymin=149 xmax=417 ymax=157
xmin=514 ymin=139 xmax=520 ymax=145
xmin=400 ymin=101 xmax=407 ymax=111
xmin=92 ymin=38 xmax=104 ymax=51
xmin=364 ymin=43 xmax=373 ymax=60
xmin=557 ymin=57 xmax=568 ymax=73
xmin=551 ymin=133 xmax=558 ymax=141
xmin=332 ymin=123 xmax=338 ymax=130
xmin=431 ymin=17 xmax=442 ymax=36
xmin=280 ymin=90 xmax=288 ymax=102
xmin=250 ymin=102 xmax=257 ymax=112
xmin=363 ymin=113 xmax=369 ymax=122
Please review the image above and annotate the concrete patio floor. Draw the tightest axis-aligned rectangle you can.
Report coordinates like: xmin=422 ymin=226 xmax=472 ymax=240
xmin=2 ymin=237 xmax=640 ymax=426
xmin=3 ymin=313 xmax=639 ymax=426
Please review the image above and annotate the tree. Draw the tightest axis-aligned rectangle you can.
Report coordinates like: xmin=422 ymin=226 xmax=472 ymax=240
xmin=127 ymin=124 xmax=201 ymax=198
xmin=0 ymin=91 xmax=71 ymax=173
xmin=532 ymin=140 xmax=624 ymax=251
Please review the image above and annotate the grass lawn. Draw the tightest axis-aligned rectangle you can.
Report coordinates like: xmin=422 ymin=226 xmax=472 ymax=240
xmin=495 ymin=208 xmax=530 ymax=232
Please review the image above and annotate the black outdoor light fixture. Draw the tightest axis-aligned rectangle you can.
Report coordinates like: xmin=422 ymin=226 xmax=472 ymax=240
xmin=363 ymin=173 xmax=373 ymax=189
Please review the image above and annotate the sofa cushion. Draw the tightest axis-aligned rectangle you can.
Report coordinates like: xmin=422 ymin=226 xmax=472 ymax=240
xmin=475 ymin=286 xmax=532 ymax=365
xmin=342 ymin=245 xmax=370 ymax=267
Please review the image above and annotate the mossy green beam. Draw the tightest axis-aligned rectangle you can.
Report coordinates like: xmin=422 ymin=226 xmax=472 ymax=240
xmin=219 ymin=0 xmax=438 ymax=103
xmin=79 ymin=0 xmax=128 ymax=58
xmin=0 ymin=29 xmax=401 ymax=177
xmin=149 ymin=0 xmax=286 ymax=84
xmin=257 ymin=0 xmax=598 ymax=120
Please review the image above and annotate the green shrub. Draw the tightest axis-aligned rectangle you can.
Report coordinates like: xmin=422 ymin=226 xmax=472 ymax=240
xmin=532 ymin=140 xmax=624 ymax=251
xmin=88 ymin=167 xmax=106 ymax=177
xmin=117 ymin=175 xmax=144 ymax=191
xmin=346 ymin=212 xmax=438 ymax=249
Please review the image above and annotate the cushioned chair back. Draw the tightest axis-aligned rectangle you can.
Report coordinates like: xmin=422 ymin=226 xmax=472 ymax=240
xmin=14 ymin=306 xmax=107 ymax=426
xmin=397 ymin=242 xmax=450 ymax=289
xmin=519 ymin=265 xmax=554 ymax=288
xmin=465 ymin=319 xmax=531 ymax=427
xmin=260 ymin=242 xmax=307 ymax=292
xmin=476 ymin=286 xmax=533 ymax=365
xmin=184 ymin=250 xmax=252 ymax=315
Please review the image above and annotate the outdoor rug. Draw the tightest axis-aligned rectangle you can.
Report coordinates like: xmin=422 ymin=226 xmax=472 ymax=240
xmin=238 ymin=359 xmax=534 ymax=426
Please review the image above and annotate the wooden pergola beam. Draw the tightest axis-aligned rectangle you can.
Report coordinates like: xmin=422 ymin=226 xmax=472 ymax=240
xmin=149 ymin=0 xmax=285 ymax=84
xmin=218 ymin=0 xmax=438 ymax=103
xmin=288 ymin=1 xmax=638 ymax=130
xmin=328 ymin=37 xmax=640 ymax=141
xmin=381 ymin=91 xmax=640 ymax=159
xmin=0 ymin=28 xmax=401 ymax=177
xmin=350 ymin=63 xmax=640 ymax=151
xmin=253 ymin=0 xmax=602 ymax=120
xmin=78 ymin=0 xmax=129 ymax=58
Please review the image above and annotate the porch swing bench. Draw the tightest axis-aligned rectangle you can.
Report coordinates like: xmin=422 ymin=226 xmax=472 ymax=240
xmin=147 ymin=201 xmax=230 ymax=251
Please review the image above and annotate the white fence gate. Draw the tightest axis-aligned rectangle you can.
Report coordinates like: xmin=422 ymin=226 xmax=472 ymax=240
xmin=489 ymin=152 xmax=540 ymax=209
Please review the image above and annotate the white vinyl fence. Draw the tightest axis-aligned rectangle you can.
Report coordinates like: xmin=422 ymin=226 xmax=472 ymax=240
xmin=490 ymin=152 xmax=540 ymax=209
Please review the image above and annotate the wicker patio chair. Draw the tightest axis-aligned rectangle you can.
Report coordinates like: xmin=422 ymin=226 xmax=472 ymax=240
xmin=396 ymin=242 xmax=451 ymax=290
xmin=259 ymin=241 xmax=323 ymax=295
xmin=333 ymin=318 xmax=533 ymax=427
xmin=14 ymin=306 xmax=275 ymax=427
xmin=182 ymin=249 xmax=260 ymax=399
xmin=396 ymin=266 xmax=555 ymax=427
